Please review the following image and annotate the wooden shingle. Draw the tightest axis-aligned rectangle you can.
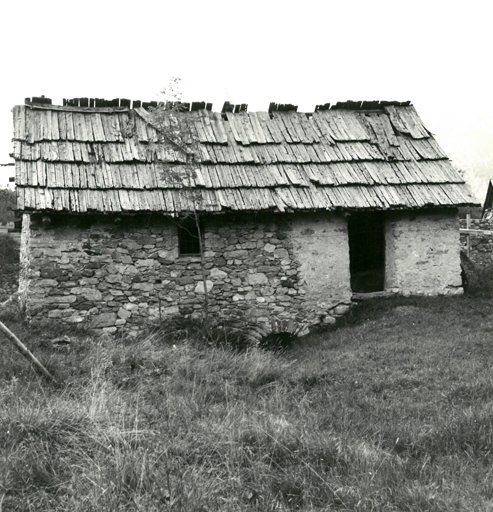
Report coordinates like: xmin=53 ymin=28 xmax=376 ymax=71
xmin=12 ymin=101 xmax=476 ymax=213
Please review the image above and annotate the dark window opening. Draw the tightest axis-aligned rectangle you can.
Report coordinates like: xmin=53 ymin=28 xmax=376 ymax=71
xmin=178 ymin=218 xmax=201 ymax=255
xmin=348 ymin=212 xmax=385 ymax=293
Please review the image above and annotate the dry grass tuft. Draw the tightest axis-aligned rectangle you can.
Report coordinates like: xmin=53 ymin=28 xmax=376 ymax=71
xmin=2 ymin=296 xmax=493 ymax=510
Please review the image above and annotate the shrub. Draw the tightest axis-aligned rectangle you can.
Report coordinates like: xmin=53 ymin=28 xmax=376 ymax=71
xmin=461 ymin=251 xmax=493 ymax=298
xmin=0 ymin=235 xmax=20 ymax=303
xmin=0 ymin=234 xmax=19 ymax=266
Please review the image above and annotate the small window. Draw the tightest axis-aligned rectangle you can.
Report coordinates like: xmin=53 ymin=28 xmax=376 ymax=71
xmin=178 ymin=218 xmax=201 ymax=255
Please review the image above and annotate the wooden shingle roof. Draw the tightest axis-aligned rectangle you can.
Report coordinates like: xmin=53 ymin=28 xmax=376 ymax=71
xmin=12 ymin=100 xmax=477 ymax=214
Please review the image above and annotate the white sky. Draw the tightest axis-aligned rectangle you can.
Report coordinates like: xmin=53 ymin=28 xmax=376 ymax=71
xmin=1 ymin=0 xmax=492 ymax=201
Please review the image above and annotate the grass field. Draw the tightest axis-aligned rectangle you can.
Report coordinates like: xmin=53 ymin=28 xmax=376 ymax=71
xmin=2 ymin=295 xmax=493 ymax=511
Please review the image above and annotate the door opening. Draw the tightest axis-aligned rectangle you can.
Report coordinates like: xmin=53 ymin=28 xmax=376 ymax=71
xmin=348 ymin=212 xmax=385 ymax=293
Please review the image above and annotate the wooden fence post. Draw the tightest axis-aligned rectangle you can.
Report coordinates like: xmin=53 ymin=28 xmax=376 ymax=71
xmin=466 ymin=214 xmax=471 ymax=257
xmin=0 ymin=320 xmax=57 ymax=382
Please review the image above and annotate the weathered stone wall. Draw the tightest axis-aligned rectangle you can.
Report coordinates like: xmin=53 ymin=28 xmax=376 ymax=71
xmin=385 ymin=209 xmax=463 ymax=295
xmin=459 ymin=218 xmax=493 ymax=267
xmin=19 ymin=209 xmax=464 ymax=333
xmin=22 ymin=212 xmax=352 ymax=334
xmin=290 ymin=213 xmax=351 ymax=322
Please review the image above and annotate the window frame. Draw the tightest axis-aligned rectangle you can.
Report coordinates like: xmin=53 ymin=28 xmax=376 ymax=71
xmin=177 ymin=218 xmax=202 ymax=256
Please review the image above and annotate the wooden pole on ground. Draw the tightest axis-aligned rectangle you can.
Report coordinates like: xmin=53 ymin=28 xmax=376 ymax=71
xmin=0 ymin=320 xmax=57 ymax=383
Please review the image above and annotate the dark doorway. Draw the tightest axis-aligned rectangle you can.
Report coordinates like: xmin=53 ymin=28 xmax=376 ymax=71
xmin=178 ymin=218 xmax=201 ymax=256
xmin=348 ymin=212 xmax=385 ymax=293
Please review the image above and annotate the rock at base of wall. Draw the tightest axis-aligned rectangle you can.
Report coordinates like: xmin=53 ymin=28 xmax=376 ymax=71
xmin=90 ymin=312 xmax=117 ymax=328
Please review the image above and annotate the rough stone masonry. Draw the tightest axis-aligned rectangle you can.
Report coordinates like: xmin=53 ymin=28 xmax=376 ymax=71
xmin=20 ymin=211 xmax=353 ymax=335
xmin=18 ymin=209 xmax=462 ymax=335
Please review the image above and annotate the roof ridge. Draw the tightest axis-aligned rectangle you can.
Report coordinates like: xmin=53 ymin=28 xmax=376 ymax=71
xmin=23 ymin=97 xmax=413 ymax=114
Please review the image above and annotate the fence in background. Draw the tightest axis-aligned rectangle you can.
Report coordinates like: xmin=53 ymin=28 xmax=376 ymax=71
xmin=460 ymin=215 xmax=493 ymax=265
xmin=0 ymin=227 xmax=20 ymax=242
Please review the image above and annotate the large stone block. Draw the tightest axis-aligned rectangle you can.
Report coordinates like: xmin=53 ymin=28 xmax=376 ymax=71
xmin=90 ymin=313 xmax=117 ymax=328
xmin=43 ymin=248 xmax=62 ymax=257
xmin=135 ymin=259 xmax=159 ymax=268
xmin=132 ymin=282 xmax=154 ymax=292
xmin=48 ymin=309 xmax=66 ymax=318
xmin=162 ymin=305 xmax=180 ymax=315
xmin=210 ymin=268 xmax=228 ymax=279
xmin=80 ymin=277 xmax=99 ymax=286
xmin=331 ymin=304 xmax=351 ymax=316
xmin=227 ymin=250 xmax=248 ymax=258
xmin=45 ymin=295 xmax=77 ymax=304
xmin=40 ymin=267 xmax=65 ymax=278
xmin=70 ymin=287 xmax=103 ymax=301
xmin=274 ymin=248 xmax=289 ymax=259
xmin=38 ymin=279 xmax=58 ymax=287
xmin=195 ymin=280 xmax=214 ymax=294
xmin=122 ymin=265 xmax=139 ymax=275
xmin=117 ymin=307 xmax=132 ymax=319
xmin=121 ymin=240 xmax=142 ymax=250
xmin=158 ymin=249 xmax=178 ymax=260
xmin=248 ymin=273 xmax=268 ymax=285
xmin=66 ymin=313 xmax=84 ymax=323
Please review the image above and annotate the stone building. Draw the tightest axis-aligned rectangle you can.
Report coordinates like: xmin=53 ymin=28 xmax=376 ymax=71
xmin=11 ymin=97 xmax=477 ymax=334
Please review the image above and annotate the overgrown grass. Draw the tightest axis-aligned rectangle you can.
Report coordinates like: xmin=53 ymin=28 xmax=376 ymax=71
xmin=2 ymin=295 xmax=493 ymax=510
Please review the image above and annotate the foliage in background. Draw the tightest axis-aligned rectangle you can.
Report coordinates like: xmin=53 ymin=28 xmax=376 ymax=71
xmin=461 ymin=251 xmax=493 ymax=298
xmin=0 ymin=233 xmax=19 ymax=266
xmin=0 ymin=234 xmax=19 ymax=304
xmin=0 ymin=187 xmax=16 ymax=225
xmin=2 ymin=296 xmax=493 ymax=510
xmin=458 ymin=205 xmax=483 ymax=219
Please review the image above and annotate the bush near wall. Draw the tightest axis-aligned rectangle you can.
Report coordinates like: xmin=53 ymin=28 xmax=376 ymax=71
xmin=0 ymin=188 xmax=16 ymax=225
xmin=460 ymin=218 xmax=493 ymax=297
xmin=0 ymin=234 xmax=20 ymax=303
